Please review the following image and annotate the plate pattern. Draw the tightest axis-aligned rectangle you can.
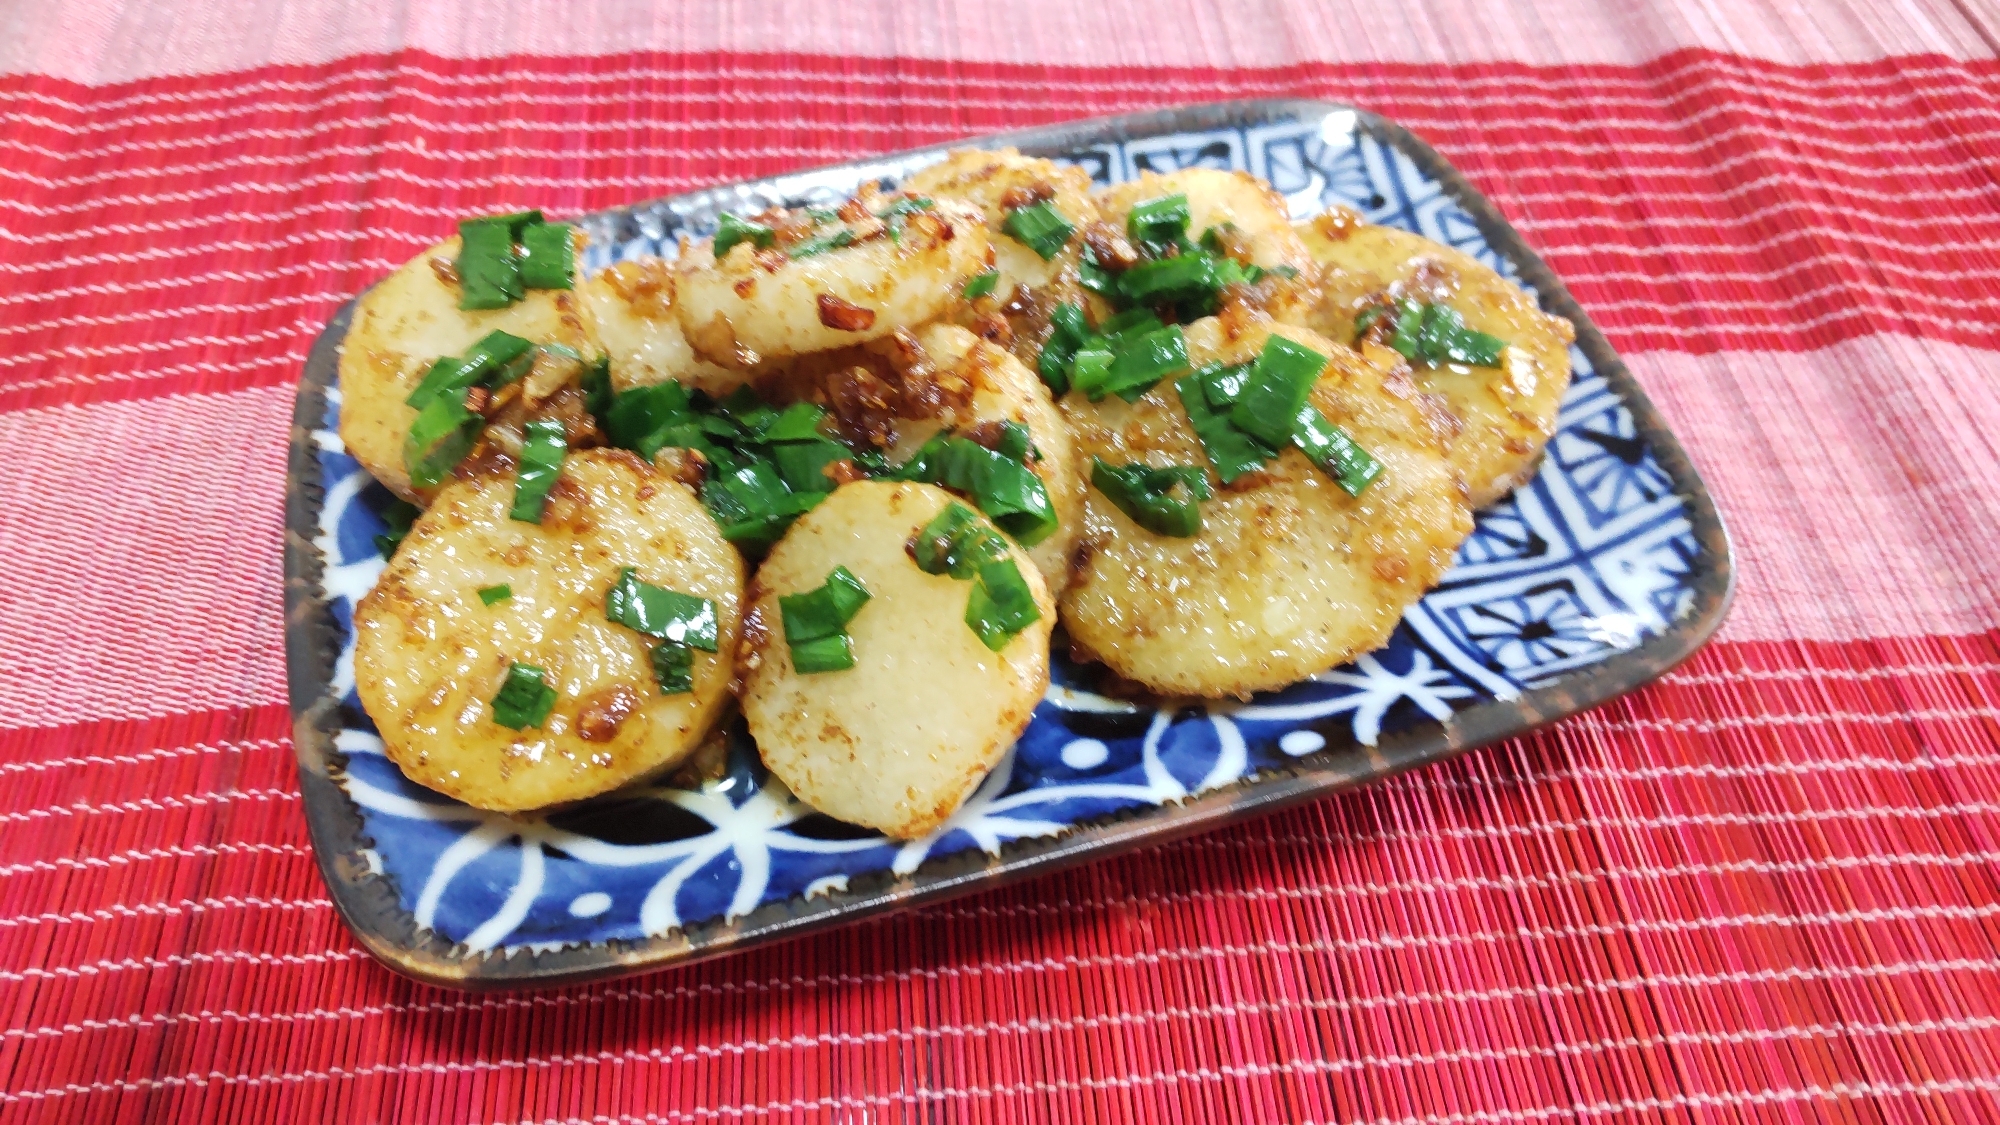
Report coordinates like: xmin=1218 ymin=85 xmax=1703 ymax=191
xmin=310 ymin=111 xmax=1699 ymax=954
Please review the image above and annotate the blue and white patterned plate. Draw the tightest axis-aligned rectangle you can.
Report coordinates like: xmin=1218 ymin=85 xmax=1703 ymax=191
xmin=285 ymin=100 xmax=1732 ymax=987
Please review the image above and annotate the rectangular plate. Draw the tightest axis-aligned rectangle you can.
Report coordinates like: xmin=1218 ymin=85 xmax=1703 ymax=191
xmin=285 ymin=99 xmax=1734 ymax=989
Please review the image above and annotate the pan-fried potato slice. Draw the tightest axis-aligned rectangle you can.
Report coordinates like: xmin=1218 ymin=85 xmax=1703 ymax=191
xmin=1292 ymin=210 xmax=1576 ymax=508
xmin=1059 ymin=319 xmax=1472 ymax=698
xmin=674 ymin=199 xmax=990 ymax=365
xmin=904 ymin=147 xmax=1099 ymax=297
xmin=580 ymin=257 xmax=749 ymax=399
xmin=355 ymin=450 xmax=743 ymax=812
xmin=338 ymin=234 xmax=598 ymax=504
xmin=886 ymin=324 xmax=1085 ymax=596
xmin=740 ymin=481 xmax=1053 ymax=839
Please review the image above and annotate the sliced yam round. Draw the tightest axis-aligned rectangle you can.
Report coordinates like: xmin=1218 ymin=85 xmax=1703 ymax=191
xmin=354 ymin=450 xmax=744 ymax=812
xmin=1292 ymin=211 xmax=1577 ymax=508
xmin=1095 ymin=167 xmax=1321 ymax=323
xmin=580 ymin=257 xmax=750 ymax=399
xmin=338 ymin=233 xmax=598 ymax=504
xmin=1058 ymin=318 xmax=1473 ymax=698
xmin=673 ymin=200 xmax=990 ymax=365
xmin=740 ymin=481 xmax=1053 ymax=839
xmin=885 ymin=324 xmax=1086 ymax=597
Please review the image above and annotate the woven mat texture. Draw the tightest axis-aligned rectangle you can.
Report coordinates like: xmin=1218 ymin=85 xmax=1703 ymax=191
xmin=2 ymin=1 xmax=2000 ymax=1120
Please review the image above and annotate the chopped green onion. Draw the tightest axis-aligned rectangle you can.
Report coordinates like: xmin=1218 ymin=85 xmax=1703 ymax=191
xmin=481 ymin=210 xmax=545 ymax=238
xmin=405 ymin=330 xmax=536 ymax=410
xmin=603 ymin=567 xmax=719 ymax=651
xmin=1062 ymin=345 xmax=1111 ymax=399
xmin=1118 ymin=254 xmax=1220 ymax=307
xmin=1036 ymin=302 xmax=1092 ymax=395
xmin=1090 ymin=458 xmax=1211 ymax=537
xmin=456 ymin=218 xmax=524 ymax=310
xmin=1417 ymin=303 xmax=1508 ymax=366
xmin=1094 ymin=325 xmax=1188 ymax=403
xmin=770 ymin=439 xmax=850 ymax=493
xmin=1097 ymin=307 xmax=1164 ymax=343
xmin=906 ymin=436 xmax=1059 ymax=546
xmin=1293 ymin=405 xmax=1384 ymax=497
xmin=477 ymin=584 xmax=513 ymax=606
xmin=788 ymin=634 xmax=855 ymax=674
xmin=1078 ymin=250 xmax=1121 ymax=304
xmin=1351 ymin=305 xmax=1390 ymax=341
xmin=1268 ymin=264 xmax=1300 ymax=280
xmin=789 ymin=229 xmax=857 ymax=258
xmin=1126 ymin=193 xmax=1191 ymax=252
xmin=995 ymin=421 xmax=1033 ymax=462
xmin=651 ymin=641 xmax=695 ymax=694
xmin=404 ymin=392 xmax=485 ymax=489
xmin=518 ymin=221 xmax=574 ymax=290
xmin=715 ymin=386 xmax=781 ymax=433
xmin=963 ymin=269 xmax=1001 ymax=300
xmin=804 ymin=206 xmax=841 ymax=223
xmin=704 ymin=461 xmax=824 ymax=549
xmin=965 ymin=557 xmax=1042 ymax=651
xmin=1176 ymin=369 xmax=1275 ymax=485
xmin=1389 ymin=299 xmax=1425 ymax=359
xmin=1003 ymin=200 xmax=1076 ymax=260
xmin=580 ymin=353 xmax=613 ymax=420
xmin=1229 ymin=335 xmax=1329 ymax=447
xmin=758 ymin=401 xmax=829 ymax=443
xmin=374 ymin=498 xmax=420 ymax=558
xmin=490 ymin=662 xmax=557 ymax=730
xmin=780 ymin=566 xmax=872 ymax=643
xmin=713 ymin=212 xmax=776 ymax=258
xmin=1195 ymin=361 xmax=1253 ymax=408
xmin=910 ymin=502 xmax=1008 ymax=578
xmin=876 ymin=196 xmax=934 ymax=219
xmin=603 ymin=381 xmax=694 ymax=451
xmin=509 ymin=419 xmax=568 ymax=523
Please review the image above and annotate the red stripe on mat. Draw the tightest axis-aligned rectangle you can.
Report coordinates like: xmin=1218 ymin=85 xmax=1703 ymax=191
xmin=2 ymin=50 xmax=2000 ymax=412
xmin=1 ymin=640 xmax=1998 ymax=1119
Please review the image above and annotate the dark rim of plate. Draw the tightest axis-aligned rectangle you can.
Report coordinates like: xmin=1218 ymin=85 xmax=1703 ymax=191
xmin=283 ymin=98 xmax=1736 ymax=990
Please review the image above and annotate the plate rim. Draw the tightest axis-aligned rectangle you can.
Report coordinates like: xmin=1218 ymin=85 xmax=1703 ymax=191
xmin=283 ymin=97 xmax=1736 ymax=990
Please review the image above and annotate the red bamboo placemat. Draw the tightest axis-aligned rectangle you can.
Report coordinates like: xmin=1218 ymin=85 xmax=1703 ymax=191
xmin=3 ymin=1 xmax=1999 ymax=1120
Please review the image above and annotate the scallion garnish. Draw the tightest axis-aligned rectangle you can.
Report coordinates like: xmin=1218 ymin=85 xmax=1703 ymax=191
xmin=964 ymin=556 xmax=1042 ymax=652
xmin=456 ymin=218 xmax=524 ymax=310
xmin=780 ymin=567 xmax=871 ymax=674
xmin=1002 ymin=200 xmax=1075 ymax=260
xmin=714 ymin=212 xmax=776 ymax=258
xmin=581 ymin=353 xmax=613 ymax=420
xmin=876 ymin=196 xmax=935 ymax=220
xmin=780 ymin=566 xmax=872 ymax=643
xmin=789 ymin=229 xmax=858 ymax=259
xmin=1091 ymin=458 xmax=1212 ymax=538
xmin=478 ymin=584 xmax=513 ymax=606
xmin=406 ymin=330 xmax=536 ymax=411
xmin=1176 ymin=367 xmax=1275 ymax=485
xmin=996 ymin=421 xmax=1034 ymax=462
xmin=1118 ymin=254 xmax=1220 ymax=307
xmin=1293 ymin=405 xmax=1383 ymax=496
xmin=910 ymin=502 xmax=1009 ymax=579
xmin=1092 ymin=324 xmax=1188 ymax=403
xmin=374 ymin=499 xmax=421 ymax=558
xmin=1229 ymin=335 xmax=1328 ymax=447
xmin=1036 ymin=302 xmax=1092 ymax=395
xmin=1389 ymin=300 xmax=1426 ymax=358
xmin=1351 ymin=305 xmax=1390 ymax=341
xmin=1126 ymin=193 xmax=1192 ymax=253
xmin=490 ymin=662 xmax=557 ymax=730
xmin=963 ymin=270 xmax=1001 ymax=300
xmin=758 ymin=401 xmax=829 ymax=443
xmin=603 ymin=567 xmax=720 ymax=651
xmin=404 ymin=392 xmax=486 ymax=488
xmin=1078 ymin=250 xmax=1121 ymax=304
xmin=509 ymin=419 xmax=568 ymax=523
xmin=651 ymin=640 xmax=695 ymax=694
xmin=518 ymin=221 xmax=575 ymax=290
xmin=788 ymin=635 xmax=856 ymax=674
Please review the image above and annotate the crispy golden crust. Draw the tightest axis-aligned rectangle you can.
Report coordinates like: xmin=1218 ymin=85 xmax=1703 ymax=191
xmin=354 ymin=451 xmax=744 ymax=811
xmin=1058 ymin=319 xmax=1472 ymax=698
xmin=1290 ymin=213 xmax=1576 ymax=508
